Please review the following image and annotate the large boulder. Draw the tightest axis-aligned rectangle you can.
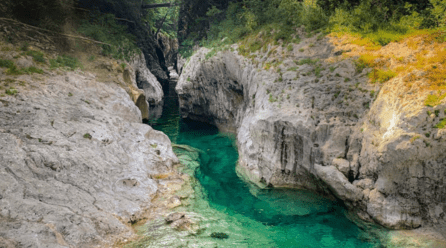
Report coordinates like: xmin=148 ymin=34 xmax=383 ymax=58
xmin=0 ymin=68 xmax=178 ymax=247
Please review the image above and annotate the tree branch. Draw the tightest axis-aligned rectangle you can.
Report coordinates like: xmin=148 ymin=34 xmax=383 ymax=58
xmin=141 ymin=3 xmax=180 ymax=9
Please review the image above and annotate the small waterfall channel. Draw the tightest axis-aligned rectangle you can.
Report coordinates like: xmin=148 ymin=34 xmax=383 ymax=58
xmin=143 ymin=75 xmax=387 ymax=247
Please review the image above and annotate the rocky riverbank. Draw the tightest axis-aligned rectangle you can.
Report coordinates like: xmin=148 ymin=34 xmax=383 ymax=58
xmin=0 ymin=36 xmax=181 ymax=247
xmin=176 ymin=31 xmax=446 ymax=240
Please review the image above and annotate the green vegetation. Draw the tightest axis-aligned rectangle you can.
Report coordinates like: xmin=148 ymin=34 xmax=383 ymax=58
xmin=5 ymin=87 xmax=18 ymax=96
xmin=298 ymin=58 xmax=319 ymax=65
xmin=21 ymin=67 xmax=44 ymax=74
xmin=425 ymin=92 xmax=446 ymax=107
xmin=83 ymin=133 xmax=92 ymax=139
xmin=314 ymin=64 xmax=323 ymax=77
xmin=410 ymin=136 xmax=420 ymax=143
xmin=180 ymin=0 xmax=446 ymax=61
xmin=50 ymin=55 xmax=82 ymax=70
xmin=425 ymin=132 xmax=431 ymax=137
xmin=435 ymin=118 xmax=446 ymax=128
xmin=288 ymin=66 xmax=299 ymax=71
xmin=205 ymin=49 xmax=218 ymax=60
xmin=21 ymin=42 xmax=29 ymax=51
xmin=25 ymin=50 xmax=46 ymax=63
xmin=334 ymin=91 xmax=341 ymax=98
xmin=1 ymin=59 xmax=43 ymax=75
xmin=0 ymin=59 xmax=14 ymax=68
xmin=435 ymin=110 xmax=440 ymax=117
xmin=78 ymin=12 xmax=140 ymax=61
xmin=143 ymin=0 xmax=180 ymax=38
xmin=369 ymin=69 xmax=397 ymax=83
xmin=269 ymin=94 xmax=278 ymax=103
xmin=68 ymin=92 xmax=73 ymax=97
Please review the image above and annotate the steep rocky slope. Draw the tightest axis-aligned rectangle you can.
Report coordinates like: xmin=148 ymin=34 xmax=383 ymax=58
xmin=176 ymin=33 xmax=446 ymax=235
xmin=0 ymin=39 xmax=178 ymax=247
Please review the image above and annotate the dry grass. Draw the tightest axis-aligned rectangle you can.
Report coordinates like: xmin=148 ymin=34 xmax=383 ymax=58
xmin=328 ymin=29 xmax=446 ymax=106
xmin=152 ymin=173 xmax=171 ymax=180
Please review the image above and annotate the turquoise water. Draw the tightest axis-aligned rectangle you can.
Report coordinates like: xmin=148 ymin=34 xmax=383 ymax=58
xmin=145 ymin=80 xmax=385 ymax=247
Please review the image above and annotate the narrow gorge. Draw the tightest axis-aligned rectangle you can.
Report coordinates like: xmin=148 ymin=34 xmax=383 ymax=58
xmin=1 ymin=0 xmax=446 ymax=247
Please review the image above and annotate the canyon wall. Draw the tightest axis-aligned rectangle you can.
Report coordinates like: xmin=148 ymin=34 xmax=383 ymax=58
xmin=0 ymin=46 xmax=177 ymax=247
xmin=176 ymin=38 xmax=446 ymax=232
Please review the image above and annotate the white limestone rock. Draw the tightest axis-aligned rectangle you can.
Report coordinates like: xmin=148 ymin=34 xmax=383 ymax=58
xmin=176 ymin=37 xmax=446 ymax=231
xmin=0 ymin=70 xmax=178 ymax=247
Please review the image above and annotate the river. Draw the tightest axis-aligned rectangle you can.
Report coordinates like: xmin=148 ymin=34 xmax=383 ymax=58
xmin=144 ymin=78 xmax=386 ymax=247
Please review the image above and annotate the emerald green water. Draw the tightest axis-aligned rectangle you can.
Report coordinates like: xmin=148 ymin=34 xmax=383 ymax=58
xmin=144 ymin=80 xmax=385 ymax=247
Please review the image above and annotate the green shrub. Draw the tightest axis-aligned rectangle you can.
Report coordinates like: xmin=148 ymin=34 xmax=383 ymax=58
xmin=0 ymin=59 xmax=14 ymax=69
xmin=425 ymin=93 xmax=446 ymax=107
xmin=269 ymin=94 xmax=278 ymax=102
xmin=430 ymin=0 xmax=446 ymax=28
xmin=50 ymin=55 xmax=82 ymax=70
xmin=5 ymin=87 xmax=18 ymax=96
xmin=22 ymin=67 xmax=44 ymax=74
xmin=26 ymin=50 xmax=46 ymax=63
xmin=78 ymin=12 xmax=140 ymax=61
xmin=435 ymin=118 xmax=446 ymax=129
xmin=83 ymin=133 xmax=92 ymax=139
xmin=6 ymin=64 xmax=21 ymax=75
xmin=298 ymin=58 xmax=319 ymax=65
xmin=314 ymin=64 xmax=323 ymax=77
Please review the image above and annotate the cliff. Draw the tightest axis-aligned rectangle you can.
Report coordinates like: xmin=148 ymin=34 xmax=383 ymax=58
xmin=176 ymin=33 xmax=446 ymax=235
xmin=0 ymin=29 xmax=178 ymax=247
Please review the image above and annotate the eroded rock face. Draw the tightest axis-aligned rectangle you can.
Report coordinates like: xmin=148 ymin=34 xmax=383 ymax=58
xmin=131 ymin=53 xmax=164 ymax=106
xmin=158 ymin=34 xmax=179 ymax=67
xmin=0 ymin=71 xmax=178 ymax=247
xmin=176 ymin=39 xmax=446 ymax=231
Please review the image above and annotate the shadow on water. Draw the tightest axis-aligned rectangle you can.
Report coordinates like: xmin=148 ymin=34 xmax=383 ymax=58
xmin=146 ymin=79 xmax=386 ymax=247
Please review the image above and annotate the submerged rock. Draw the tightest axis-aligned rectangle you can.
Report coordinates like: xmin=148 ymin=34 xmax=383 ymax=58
xmin=165 ymin=212 xmax=186 ymax=223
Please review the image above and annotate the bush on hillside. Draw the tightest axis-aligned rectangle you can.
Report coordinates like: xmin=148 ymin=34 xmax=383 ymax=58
xmin=179 ymin=0 xmax=446 ymax=58
xmin=78 ymin=12 xmax=140 ymax=61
